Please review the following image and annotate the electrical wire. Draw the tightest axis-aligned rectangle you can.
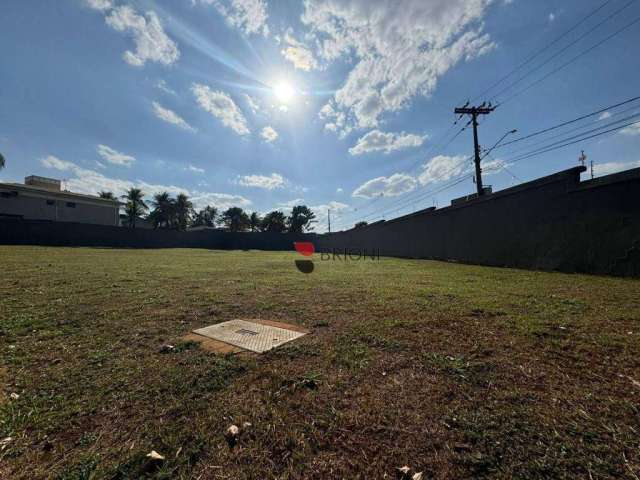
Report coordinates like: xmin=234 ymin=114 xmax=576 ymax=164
xmin=491 ymin=0 xmax=636 ymax=102
xmin=498 ymin=14 xmax=640 ymax=105
xmin=468 ymin=0 xmax=617 ymax=104
xmin=337 ymin=114 xmax=640 ymax=230
xmin=497 ymin=95 xmax=640 ymax=149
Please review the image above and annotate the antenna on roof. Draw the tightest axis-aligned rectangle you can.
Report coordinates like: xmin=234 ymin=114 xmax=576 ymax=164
xmin=578 ymin=150 xmax=587 ymax=167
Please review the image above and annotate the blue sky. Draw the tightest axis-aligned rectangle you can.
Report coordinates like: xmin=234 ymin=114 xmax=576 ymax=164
xmin=1 ymin=0 xmax=639 ymax=231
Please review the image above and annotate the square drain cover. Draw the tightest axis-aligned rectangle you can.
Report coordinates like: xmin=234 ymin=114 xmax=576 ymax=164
xmin=193 ymin=320 xmax=306 ymax=353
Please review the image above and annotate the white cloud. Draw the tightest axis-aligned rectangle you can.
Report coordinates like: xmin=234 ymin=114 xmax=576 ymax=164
xmin=186 ymin=164 xmax=205 ymax=173
xmin=598 ymin=111 xmax=611 ymax=120
xmin=418 ymin=155 xmax=469 ymax=185
xmin=352 ymin=173 xmax=417 ymax=199
xmin=279 ymin=198 xmax=305 ymax=209
xmin=104 ymin=6 xmax=179 ymax=67
xmin=199 ymin=0 xmax=269 ymax=36
xmin=40 ymin=155 xmax=249 ymax=210
xmin=348 ymin=154 xmax=474 ymax=199
xmin=482 ymin=157 xmax=513 ymax=176
xmin=336 ymin=187 xmax=343 ymax=194
xmin=97 ymin=144 xmax=136 ymax=167
xmin=191 ymin=83 xmax=250 ymax=135
xmin=282 ymin=45 xmax=319 ymax=71
xmin=349 ymin=130 xmax=426 ymax=155
xmin=86 ymin=0 xmax=113 ymax=11
xmin=620 ymin=122 xmax=640 ymax=136
xmin=156 ymin=79 xmax=176 ymax=95
xmin=548 ymin=12 xmax=556 ymax=22
xmin=244 ymin=94 xmax=260 ymax=114
xmin=260 ymin=126 xmax=278 ymax=143
xmin=319 ymin=101 xmax=350 ymax=138
xmin=281 ymin=31 xmax=319 ymax=71
xmin=310 ymin=200 xmax=349 ymax=232
xmin=237 ymin=172 xmax=286 ymax=190
xmin=302 ymin=0 xmax=495 ymax=133
xmin=591 ymin=161 xmax=640 ymax=177
xmin=190 ymin=191 xmax=251 ymax=210
xmin=152 ymin=101 xmax=196 ymax=132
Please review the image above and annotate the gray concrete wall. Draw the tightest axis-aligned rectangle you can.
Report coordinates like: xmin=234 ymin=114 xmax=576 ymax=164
xmin=316 ymin=167 xmax=640 ymax=276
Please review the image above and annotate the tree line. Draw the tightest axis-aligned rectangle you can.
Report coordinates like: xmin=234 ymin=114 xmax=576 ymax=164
xmin=101 ymin=188 xmax=316 ymax=233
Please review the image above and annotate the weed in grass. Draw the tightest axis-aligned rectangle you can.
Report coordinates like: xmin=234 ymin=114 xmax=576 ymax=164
xmin=331 ymin=336 xmax=371 ymax=370
xmin=277 ymin=372 xmax=322 ymax=395
xmin=422 ymin=353 xmax=495 ymax=385
xmin=56 ymin=455 xmax=100 ymax=480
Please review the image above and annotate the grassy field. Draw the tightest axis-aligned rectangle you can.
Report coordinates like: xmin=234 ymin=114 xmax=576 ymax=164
xmin=1 ymin=246 xmax=639 ymax=479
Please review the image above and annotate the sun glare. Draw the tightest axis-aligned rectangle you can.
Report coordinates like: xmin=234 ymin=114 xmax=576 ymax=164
xmin=273 ymin=81 xmax=295 ymax=103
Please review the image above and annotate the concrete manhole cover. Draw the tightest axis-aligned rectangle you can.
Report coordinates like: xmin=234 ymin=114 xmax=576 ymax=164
xmin=193 ymin=320 xmax=307 ymax=353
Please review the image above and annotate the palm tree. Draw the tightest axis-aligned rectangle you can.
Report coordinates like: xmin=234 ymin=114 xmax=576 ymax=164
xmin=261 ymin=210 xmax=287 ymax=233
xmin=221 ymin=207 xmax=250 ymax=232
xmin=98 ymin=191 xmax=115 ymax=200
xmin=122 ymin=188 xmax=148 ymax=228
xmin=249 ymin=212 xmax=262 ymax=232
xmin=149 ymin=192 xmax=174 ymax=229
xmin=192 ymin=206 xmax=217 ymax=228
xmin=287 ymin=205 xmax=316 ymax=233
xmin=175 ymin=193 xmax=193 ymax=231
xmin=0 ymin=152 xmax=5 ymax=170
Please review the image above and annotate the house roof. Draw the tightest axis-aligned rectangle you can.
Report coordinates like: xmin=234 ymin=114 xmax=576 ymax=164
xmin=0 ymin=182 xmax=122 ymax=205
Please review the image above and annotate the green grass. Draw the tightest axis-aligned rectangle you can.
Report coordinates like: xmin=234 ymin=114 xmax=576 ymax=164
xmin=0 ymin=246 xmax=639 ymax=479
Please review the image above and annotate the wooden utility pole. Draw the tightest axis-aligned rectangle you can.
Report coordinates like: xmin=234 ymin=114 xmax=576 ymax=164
xmin=454 ymin=104 xmax=495 ymax=196
xmin=327 ymin=209 xmax=331 ymax=233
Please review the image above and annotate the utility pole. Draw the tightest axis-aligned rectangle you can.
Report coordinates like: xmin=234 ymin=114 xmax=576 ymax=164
xmin=327 ymin=209 xmax=331 ymax=233
xmin=454 ymin=103 xmax=495 ymax=196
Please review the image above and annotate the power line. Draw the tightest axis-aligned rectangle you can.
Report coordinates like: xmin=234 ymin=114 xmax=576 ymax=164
xmin=336 ymin=174 xmax=473 ymax=229
xmin=336 ymin=151 xmax=471 ymax=225
xmin=333 ymin=163 xmax=474 ymax=229
xmin=498 ymin=14 xmax=640 ymax=105
xmin=341 ymin=123 xmax=467 ymax=220
xmin=337 ymin=112 xmax=640 ymax=230
xmin=491 ymin=0 xmax=636 ymax=102
xmin=507 ymin=117 xmax=640 ymax=164
xmin=483 ymin=153 xmax=522 ymax=182
xmin=468 ymin=0 xmax=616 ymax=104
xmin=338 ymin=11 xmax=640 ymax=230
xmin=498 ymin=106 xmax=640 ymax=158
xmin=497 ymin=95 xmax=640 ymax=149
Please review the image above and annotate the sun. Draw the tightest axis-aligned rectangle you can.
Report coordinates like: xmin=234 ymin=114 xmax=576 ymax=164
xmin=273 ymin=81 xmax=295 ymax=103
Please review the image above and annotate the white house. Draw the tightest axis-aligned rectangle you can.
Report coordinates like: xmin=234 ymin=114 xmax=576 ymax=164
xmin=0 ymin=176 xmax=120 ymax=226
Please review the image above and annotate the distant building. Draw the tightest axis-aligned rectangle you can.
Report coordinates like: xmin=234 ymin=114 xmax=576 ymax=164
xmin=119 ymin=214 xmax=154 ymax=229
xmin=0 ymin=176 xmax=120 ymax=226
